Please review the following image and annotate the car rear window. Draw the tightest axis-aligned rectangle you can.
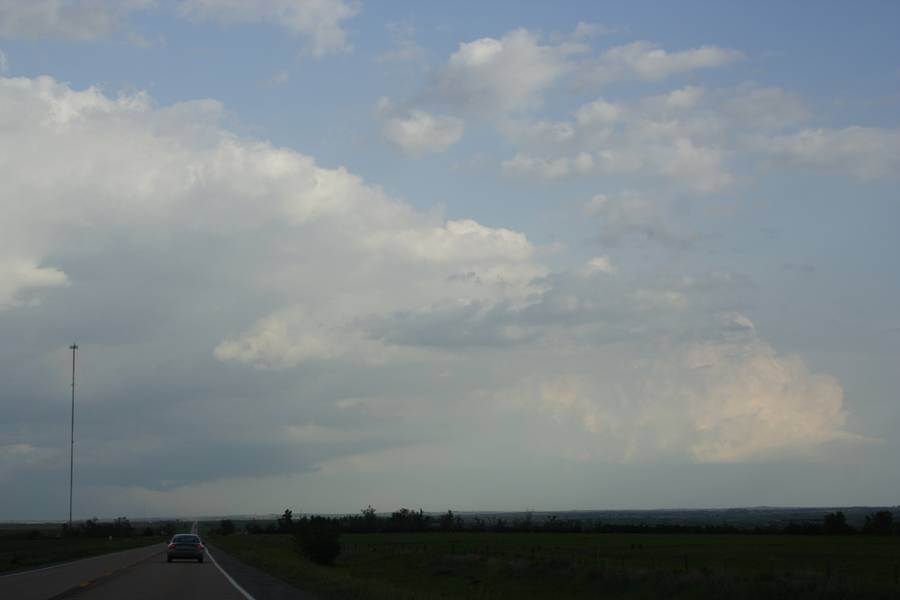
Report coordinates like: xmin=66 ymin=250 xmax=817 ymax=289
xmin=173 ymin=535 xmax=199 ymax=543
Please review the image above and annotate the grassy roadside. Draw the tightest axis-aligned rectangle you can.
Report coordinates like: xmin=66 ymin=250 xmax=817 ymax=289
xmin=208 ymin=532 xmax=900 ymax=599
xmin=210 ymin=533 xmax=413 ymax=600
xmin=0 ymin=535 xmax=166 ymax=574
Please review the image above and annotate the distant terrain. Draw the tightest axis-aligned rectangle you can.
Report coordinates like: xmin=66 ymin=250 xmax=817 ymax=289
xmin=169 ymin=505 xmax=900 ymax=530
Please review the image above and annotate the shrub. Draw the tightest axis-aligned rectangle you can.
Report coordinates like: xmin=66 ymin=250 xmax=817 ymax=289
xmin=219 ymin=519 xmax=236 ymax=536
xmin=294 ymin=518 xmax=341 ymax=566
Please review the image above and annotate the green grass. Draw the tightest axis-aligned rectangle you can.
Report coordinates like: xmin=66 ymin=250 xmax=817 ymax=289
xmin=0 ymin=534 xmax=165 ymax=574
xmin=208 ymin=532 xmax=900 ymax=599
xmin=0 ymin=519 xmax=192 ymax=573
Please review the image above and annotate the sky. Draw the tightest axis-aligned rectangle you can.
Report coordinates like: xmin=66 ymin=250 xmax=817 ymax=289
xmin=1 ymin=0 xmax=899 ymax=520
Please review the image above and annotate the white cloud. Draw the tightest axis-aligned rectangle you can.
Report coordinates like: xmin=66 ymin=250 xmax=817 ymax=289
xmin=376 ymin=22 xmax=425 ymax=64
xmin=213 ymin=307 xmax=355 ymax=368
xmin=582 ymin=255 xmax=616 ymax=275
xmin=0 ymin=443 xmax=61 ymax=481
xmin=499 ymin=85 xmax=812 ymax=193
xmin=178 ymin=0 xmax=359 ymax=57
xmin=582 ymin=41 xmax=743 ymax=86
xmin=585 ymin=192 xmax=697 ymax=248
xmin=497 ymin=117 xmax=575 ymax=149
xmin=0 ymin=0 xmax=153 ymax=40
xmin=430 ymin=28 xmax=576 ymax=113
xmin=751 ymin=126 xmax=900 ymax=180
xmin=0 ymin=75 xmax=546 ymax=372
xmin=718 ymin=83 xmax=809 ymax=130
xmin=382 ymin=109 xmax=464 ymax=157
xmin=574 ymin=97 xmax=622 ymax=127
xmin=503 ymin=102 xmax=734 ymax=193
xmin=0 ymin=258 xmax=68 ymax=309
xmin=0 ymin=73 xmax=876 ymax=517
xmin=491 ymin=314 xmax=870 ymax=464
xmin=0 ymin=49 xmax=7 ymax=73
xmin=502 ymin=151 xmax=593 ymax=179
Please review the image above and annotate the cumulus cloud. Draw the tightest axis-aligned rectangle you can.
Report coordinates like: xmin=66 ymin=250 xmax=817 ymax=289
xmin=582 ymin=255 xmax=616 ymax=275
xmin=0 ymin=0 xmax=153 ymax=40
xmin=489 ymin=314 xmax=870 ymax=464
xmin=429 ymin=28 xmax=576 ymax=113
xmin=581 ymin=41 xmax=742 ymax=86
xmin=498 ymin=85 xmax=807 ymax=192
xmin=750 ymin=126 xmax=900 ymax=180
xmin=502 ymin=92 xmax=727 ymax=189
xmin=584 ymin=192 xmax=700 ymax=249
xmin=497 ymin=117 xmax=575 ymax=149
xmin=381 ymin=108 xmax=464 ymax=157
xmin=178 ymin=0 xmax=359 ymax=56
xmin=0 ymin=74 xmax=872 ymax=518
xmin=0 ymin=73 xmax=545 ymax=372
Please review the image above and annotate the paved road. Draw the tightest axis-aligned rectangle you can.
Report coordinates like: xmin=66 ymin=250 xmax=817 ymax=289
xmin=0 ymin=539 xmax=314 ymax=599
xmin=0 ymin=543 xmax=167 ymax=600
xmin=74 ymin=547 xmax=248 ymax=599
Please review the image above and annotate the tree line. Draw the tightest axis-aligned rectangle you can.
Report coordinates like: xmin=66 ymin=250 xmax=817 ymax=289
xmin=216 ymin=508 xmax=900 ymax=537
xmin=59 ymin=518 xmax=180 ymax=538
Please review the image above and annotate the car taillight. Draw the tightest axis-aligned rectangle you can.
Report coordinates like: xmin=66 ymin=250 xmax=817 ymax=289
xmin=197 ymin=543 xmax=204 ymax=549
xmin=167 ymin=543 xmax=176 ymax=549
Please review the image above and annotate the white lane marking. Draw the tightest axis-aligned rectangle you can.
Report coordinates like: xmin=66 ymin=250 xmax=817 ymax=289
xmin=206 ymin=547 xmax=256 ymax=600
xmin=0 ymin=544 xmax=162 ymax=579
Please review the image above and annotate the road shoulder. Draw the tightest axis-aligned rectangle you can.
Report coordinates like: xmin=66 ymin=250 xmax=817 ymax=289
xmin=207 ymin=542 xmax=318 ymax=600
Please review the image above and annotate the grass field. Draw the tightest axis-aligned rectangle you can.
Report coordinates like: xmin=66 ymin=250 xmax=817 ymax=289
xmin=208 ymin=531 xmax=900 ymax=599
xmin=0 ymin=534 xmax=164 ymax=574
xmin=0 ymin=520 xmax=192 ymax=574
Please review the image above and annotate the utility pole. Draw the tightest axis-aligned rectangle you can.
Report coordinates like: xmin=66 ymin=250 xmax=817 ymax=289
xmin=69 ymin=343 xmax=78 ymax=529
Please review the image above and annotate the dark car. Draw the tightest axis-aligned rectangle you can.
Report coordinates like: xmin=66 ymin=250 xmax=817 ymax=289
xmin=166 ymin=534 xmax=205 ymax=563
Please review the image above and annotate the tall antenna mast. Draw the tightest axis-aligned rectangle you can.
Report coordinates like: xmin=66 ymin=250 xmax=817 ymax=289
xmin=69 ymin=343 xmax=78 ymax=529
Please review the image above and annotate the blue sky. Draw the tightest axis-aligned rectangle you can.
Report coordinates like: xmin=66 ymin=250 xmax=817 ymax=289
xmin=0 ymin=0 xmax=899 ymax=519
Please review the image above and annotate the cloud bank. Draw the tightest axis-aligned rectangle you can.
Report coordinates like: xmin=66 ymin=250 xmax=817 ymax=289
xmin=0 ymin=74 xmax=870 ymax=517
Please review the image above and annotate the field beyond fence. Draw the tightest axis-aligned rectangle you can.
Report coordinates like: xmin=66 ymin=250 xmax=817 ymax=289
xmin=209 ymin=531 xmax=900 ymax=599
xmin=0 ymin=519 xmax=189 ymax=574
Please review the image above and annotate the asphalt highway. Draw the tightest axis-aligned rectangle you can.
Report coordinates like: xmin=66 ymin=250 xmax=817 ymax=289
xmin=0 ymin=540 xmax=313 ymax=600
xmin=0 ymin=543 xmax=171 ymax=600
xmin=72 ymin=547 xmax=249 ymax=599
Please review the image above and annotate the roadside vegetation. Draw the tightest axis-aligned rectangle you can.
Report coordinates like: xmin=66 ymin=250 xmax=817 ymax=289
xmin=0 ymin=518 xmax=187 ymax=573
xmin=204 ymin=508 xmax=900 ymax=599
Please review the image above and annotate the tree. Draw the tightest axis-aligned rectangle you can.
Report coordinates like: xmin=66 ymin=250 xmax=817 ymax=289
xmin=439 ymin=510 xmax=456 ymax=531
xmin=823 ymin=511 xmax=853 ymax=534
xmin=360 ymin=505 xmax=377 ymax=532
xmin=390 ymin=508 xmax=428 ymax=532
xmin=277 ymin=509 xmax=294 ymax=533
xmin=862 ymin=511 xmax=894 ymax=535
